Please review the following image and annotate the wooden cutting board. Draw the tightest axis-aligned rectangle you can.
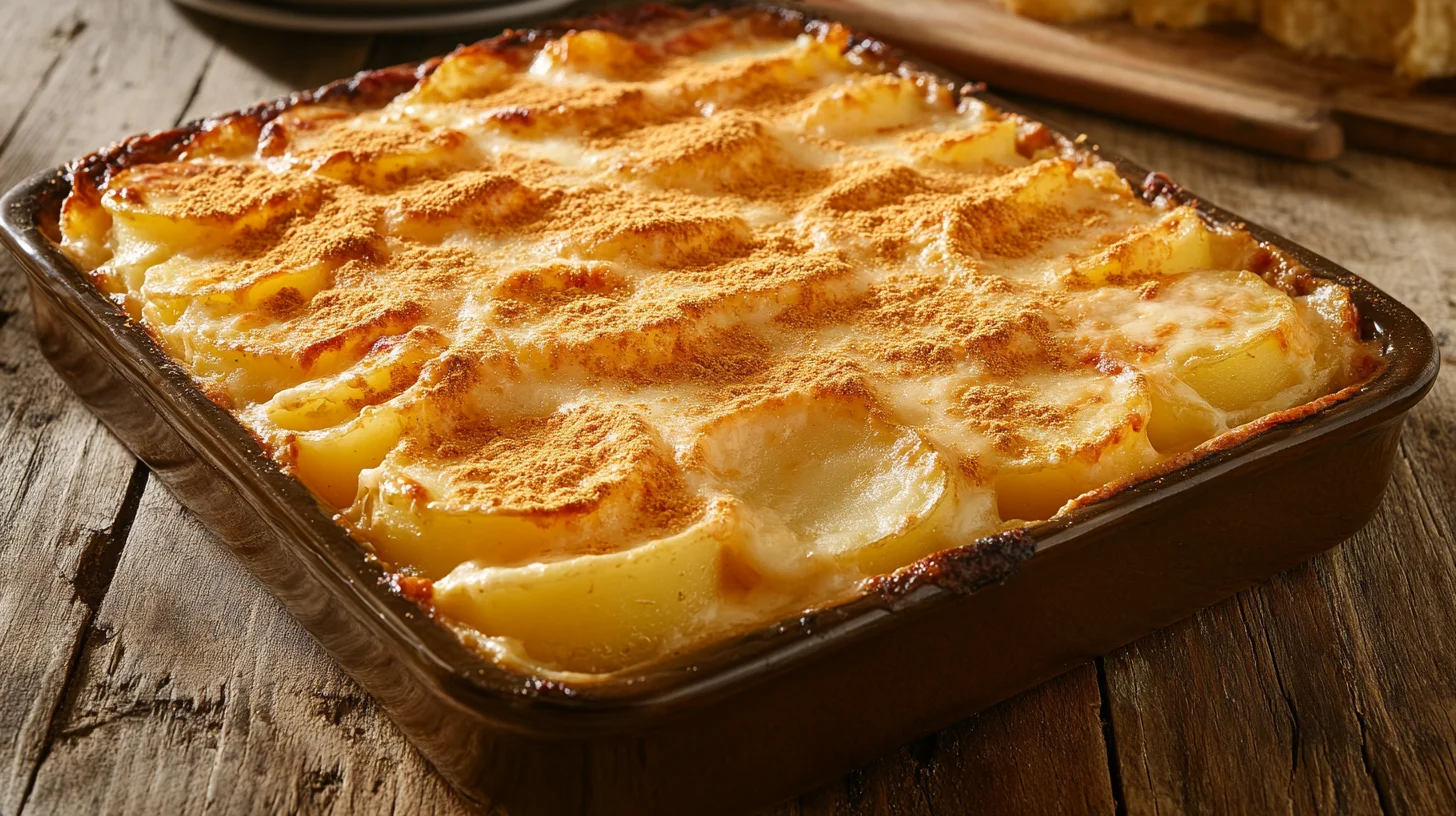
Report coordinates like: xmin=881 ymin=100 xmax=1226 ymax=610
xmin=806 ymin=0 xmax=1456 ymax=165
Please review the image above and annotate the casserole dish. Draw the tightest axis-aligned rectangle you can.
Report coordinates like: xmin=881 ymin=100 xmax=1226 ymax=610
xmin=0 ymin=3 xmax=1438 ymax=812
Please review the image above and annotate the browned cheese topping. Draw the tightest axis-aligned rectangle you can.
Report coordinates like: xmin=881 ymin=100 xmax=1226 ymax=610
xmin=58 ymin=7 xmax=1379 ymax=675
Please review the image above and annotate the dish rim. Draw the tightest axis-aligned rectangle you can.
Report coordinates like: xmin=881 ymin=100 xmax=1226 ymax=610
xmin=0 ymin=0 xmax=1439 ymax=732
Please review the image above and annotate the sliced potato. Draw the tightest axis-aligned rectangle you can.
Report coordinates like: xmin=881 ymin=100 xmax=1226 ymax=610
xmin=264 ymin=331 xmax=441 ymax=432
xmin=1073 ymin=208 xmax=1213 ymax=286
xmin=386 ymin=171 xmax=538 ymax=243
xmin=346 ymin=405 xmax=692 ymax=579
xmin=58 ymin=196 xmax=116 ymax=273
xmin=676 ymin=32 xmax=850 ymax=110
xmin=167 ymin=300 xmax=422 ymax=405
xmin=924 ymin=159 xmax=1079 ymax=259
xmin=141 ymin=258 xmax=332 ymax=319
xmin=1166 ymin=272 xmax=1318 ymax=417
xmin=106 ymin=221 xmax=175 ymax=295
xmin=167 ymin=325 xmax=303 ymax=405
xmin=800 ymin=74 xmax=948 ymax=140
xmin=530 ymin=30 xmax=650 ymax=80
xmin=918 ymin=119 xmax=1021 ymax=168
xmin=399 ymin=45 xmax=513 ymax=106
xmin=792 ymin=25 xmax=854 ymax=76
xmin=1181 ymin=329 xmax=1305 ymax=412
xmin=348 ymin=465 xmax=560 ymax=579
xmin=625 ymin=112 xmax=781 ymax=193
xmin=571 ymin=211 xmax=753 ymax=267
xmin=967 ymin=369 xmax=1157 ymax=522
xmin=1009 ymin=158 xmax=1076 ymax=207
xmin=310 ymin=128 xmax=472 ymax=189
xmin=101 ymin=163 xmax=324 ymax=253
xmin=1143 ymin=371 xmax=1223 ymax=455
xmin=1294 ymin=281 xmax=1369 ymax=389
xmin=1074 ymin=269 xmax=1321 ymax=424
xmin=293 ymin=405 xmax=408 ymax=509
xmin=433 ymin=509 xmax=730 ymax=673
xmin=698 ymin=396 xmax=951 ymax=581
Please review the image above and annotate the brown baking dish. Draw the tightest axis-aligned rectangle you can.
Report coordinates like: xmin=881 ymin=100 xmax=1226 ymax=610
xmin=0 ymin=4 xmax=1439 ymax=813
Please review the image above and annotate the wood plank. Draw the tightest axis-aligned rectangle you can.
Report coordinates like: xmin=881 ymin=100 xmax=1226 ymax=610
xmin=771 ymin=664 xmax=1117 ymax=815
xmin=21 ymin=24 xmax=1115 ymax=815
xmin=0 ymin=418 xmax=144 ymax=816
xmin=15 ymin=18 xmax=472 ymax=816
xmin=0 ymin=0 xmax=89 ymax=153
xmin=807 ymin=0 xmax=1456 ymax=164
xmin=1312 ymin=150 xmax=1456 ymax=815
xmin=810 ymin=0 xmax=1339 ymax=162
xmin=365 ymin=28 xmax=504 ymax=70
xmin=181 ymin=26 xmax=373 ymax=119
xmin=0 ymin=2 xmax=221 ymax=813
xmin=6 ymin=9 xmax=1451 ymax=814
xmin=22 ymin=480 xmax=469 ymax=815
xmin=1102 ymin=566 xmax=1384 ymax=814
xmin=1015 ymin=101 xmax=1456 ymax=815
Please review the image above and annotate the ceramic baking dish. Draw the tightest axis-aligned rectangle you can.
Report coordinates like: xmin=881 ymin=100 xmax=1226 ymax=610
xmin=0 ymin=4 xmax=1439 ymax=813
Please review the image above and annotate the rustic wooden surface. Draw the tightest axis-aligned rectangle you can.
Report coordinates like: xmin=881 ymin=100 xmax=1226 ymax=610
xmin=0 ymin=2 xmax=1452 ymax=814
xmin=813 ymin=0 xmax=1456 ymax=165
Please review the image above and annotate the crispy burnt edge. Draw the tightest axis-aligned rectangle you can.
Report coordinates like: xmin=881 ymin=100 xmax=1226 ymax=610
xmin=65 ymin=61 xmax=433 ymax=209
xmin=864 ymin=529 xmax=1036 ymax=601
xmin=51 ymin=2 xmax=1379 ymax=675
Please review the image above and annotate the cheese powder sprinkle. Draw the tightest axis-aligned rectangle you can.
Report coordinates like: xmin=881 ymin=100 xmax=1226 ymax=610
xmin=58 ymin=6 xmax=1378 ymax=675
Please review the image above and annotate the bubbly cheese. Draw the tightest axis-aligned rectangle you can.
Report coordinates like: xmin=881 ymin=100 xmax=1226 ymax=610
xmin=58 ymin=8 xmax=1378 ymax=676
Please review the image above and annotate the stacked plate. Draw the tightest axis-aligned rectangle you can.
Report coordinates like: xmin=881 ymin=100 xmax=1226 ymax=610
xmin=172 ymin=0 xmax=579 ymax=33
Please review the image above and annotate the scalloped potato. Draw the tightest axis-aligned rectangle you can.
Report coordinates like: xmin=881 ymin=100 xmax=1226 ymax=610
xmin=58 ymin=7 xmax=1378 ymax=675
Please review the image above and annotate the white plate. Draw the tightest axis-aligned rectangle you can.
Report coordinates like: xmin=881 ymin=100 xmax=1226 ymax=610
xmin=171 ymin=0 xmax=577 ymax=34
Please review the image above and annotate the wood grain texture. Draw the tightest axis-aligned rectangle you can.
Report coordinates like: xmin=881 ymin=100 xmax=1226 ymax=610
xmin=9 ymin=15 xmax=467 ymax=816
xmin=0 ymin=1 xmax=218 ymax=813
xmin=772 ymin=665 xmax=1118 ymax=815
xmin=1021 ymin=101 xmax=1456 ymax=816
xmin=0 ymin=3 xmax=1452 ymax=814
xmin=809 ymin=0 xmax=1456 ymax=164
xmin=21 ymin=480 xmax=466 ymax=816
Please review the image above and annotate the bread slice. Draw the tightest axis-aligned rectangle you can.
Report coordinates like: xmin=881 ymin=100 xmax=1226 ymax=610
xmin=1260 ymin=0 xmax=1409 ymax=64
xmin=1398 ymin=0 xmax=1456 ymax=78
xmin=1001 ymin=0 xmax=1456 ymax=78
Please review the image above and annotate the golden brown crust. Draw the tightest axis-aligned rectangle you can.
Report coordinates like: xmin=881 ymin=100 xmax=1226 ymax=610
xmin=60 ymin=5 xmax=824 ymax=198
xmin=52 ymin=3 xmax=1381 ymax=672
xmin=420 ymin=405 xmax=698 ymax=528
xmin=58 ymin=1 xmax=1372 ymax=513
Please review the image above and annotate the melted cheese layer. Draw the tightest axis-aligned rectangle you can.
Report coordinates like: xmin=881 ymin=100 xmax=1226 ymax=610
xmin=58 ymin=9 xmax=1378 ymax=675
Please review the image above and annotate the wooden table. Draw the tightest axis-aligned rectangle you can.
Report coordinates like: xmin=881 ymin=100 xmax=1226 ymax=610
xmin=1 ymin=2 xmax=1452 ymax=813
